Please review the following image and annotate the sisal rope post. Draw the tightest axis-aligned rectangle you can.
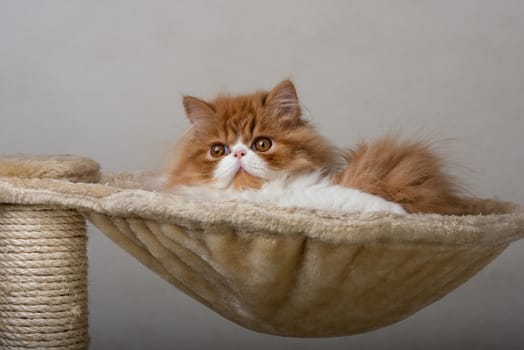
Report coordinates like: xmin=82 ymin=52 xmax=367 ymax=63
xmin=0 ymin=205 xmax=89 ymax=350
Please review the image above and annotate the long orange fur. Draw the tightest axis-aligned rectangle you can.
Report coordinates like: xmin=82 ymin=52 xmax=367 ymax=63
xmin=336 ymin=137 xmax=465 ymax=214
xmin=167 ymin=80 xmax=466 ymax=215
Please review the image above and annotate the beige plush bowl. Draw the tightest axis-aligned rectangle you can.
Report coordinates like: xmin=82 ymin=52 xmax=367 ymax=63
xmin=1 ymin=155 xmax=523 ymax=338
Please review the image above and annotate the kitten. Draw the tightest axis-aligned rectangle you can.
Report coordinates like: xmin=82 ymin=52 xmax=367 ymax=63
xmin=165 ymin=80 xmax=463 ymax=215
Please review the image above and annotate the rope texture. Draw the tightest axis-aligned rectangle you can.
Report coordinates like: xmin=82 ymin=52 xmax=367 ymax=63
xmin=0 ymin=205 xmax=88 ymax=349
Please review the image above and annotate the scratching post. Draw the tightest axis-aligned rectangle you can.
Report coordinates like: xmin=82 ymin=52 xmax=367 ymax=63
xmin=0 ymin=205 xmax=89 ymax=349
xmin=0 ymin=155 xmax=100 ymax=349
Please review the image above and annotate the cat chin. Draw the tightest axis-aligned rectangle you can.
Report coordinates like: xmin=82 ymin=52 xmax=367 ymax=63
xmin=231 ymin=170 xmax=264 ymax=190
xmin=210 ymin=169 xmax=264 ymax=190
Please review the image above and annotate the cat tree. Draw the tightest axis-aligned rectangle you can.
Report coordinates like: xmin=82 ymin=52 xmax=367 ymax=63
xmin=0 ymin=154 xmax=523 ymax=349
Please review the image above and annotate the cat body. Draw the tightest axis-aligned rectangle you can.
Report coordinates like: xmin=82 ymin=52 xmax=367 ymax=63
xmin=166 ymin=80 xmax=462 ymax=215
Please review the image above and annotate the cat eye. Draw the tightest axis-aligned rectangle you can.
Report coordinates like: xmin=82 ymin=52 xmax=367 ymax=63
xmin=210 ymin=143 xmax=228 ymax=158
xmin=252 ymin=137 xmax=272 ymax=152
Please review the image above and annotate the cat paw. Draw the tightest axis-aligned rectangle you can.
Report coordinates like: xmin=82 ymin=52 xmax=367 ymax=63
xmin=369 ymin=200 xmax=407 ymax=215
xmin=387 ymin=203 xmax=407 ymax=215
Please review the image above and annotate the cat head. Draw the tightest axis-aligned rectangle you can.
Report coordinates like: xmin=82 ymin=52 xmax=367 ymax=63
xmin=166 ymin=80 xmax=341 ymax=190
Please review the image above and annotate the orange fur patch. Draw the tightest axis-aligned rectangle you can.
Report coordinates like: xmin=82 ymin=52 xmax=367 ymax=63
xmin=337 ymin=137 xmax=465 ymax=215
xmin=232 ymin=170 xmax=263 ymax=190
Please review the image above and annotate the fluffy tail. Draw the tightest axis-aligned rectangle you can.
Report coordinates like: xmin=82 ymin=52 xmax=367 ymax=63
xmin=336 ymin=136 xmax=467 ymax=215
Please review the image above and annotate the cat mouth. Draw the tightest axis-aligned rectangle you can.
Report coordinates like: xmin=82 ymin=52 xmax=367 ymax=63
xmin=234 ymin=167 xmax=252 ymax=179
xmin=231 ymin=168 xmax=263 ymax=190
xmin=236 ymin=162 xmax=251 ymax=174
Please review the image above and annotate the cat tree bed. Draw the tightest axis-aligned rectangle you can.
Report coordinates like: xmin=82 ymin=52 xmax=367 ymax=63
xmin=1 ymin=155 xmax=523 ymax=348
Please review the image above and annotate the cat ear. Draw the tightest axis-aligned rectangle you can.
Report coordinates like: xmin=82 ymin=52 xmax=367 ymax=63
xmin=182 ymin=96 xmax=215 ymax=124
xmin=265 ymin=80 xmax=301 ymax=119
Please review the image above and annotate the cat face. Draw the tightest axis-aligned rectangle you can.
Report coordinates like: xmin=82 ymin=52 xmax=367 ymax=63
xmin=167 ymin=80 xmax=341 ymax=190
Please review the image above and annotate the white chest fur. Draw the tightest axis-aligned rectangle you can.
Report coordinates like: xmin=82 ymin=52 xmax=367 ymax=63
xmin=170 ymin=172 xmax=406 ymax=215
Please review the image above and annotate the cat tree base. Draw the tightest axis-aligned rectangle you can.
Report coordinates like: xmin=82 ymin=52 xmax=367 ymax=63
xmin=0 ymin=154 xmax=523 ymax=342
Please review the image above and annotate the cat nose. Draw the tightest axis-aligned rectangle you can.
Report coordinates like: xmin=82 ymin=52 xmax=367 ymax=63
xmin=234 ymin=149 xmax=246 ymax=159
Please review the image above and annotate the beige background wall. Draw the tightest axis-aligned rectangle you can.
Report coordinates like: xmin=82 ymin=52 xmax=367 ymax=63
xmin=1 ymin=1 xmax=523 ymax=349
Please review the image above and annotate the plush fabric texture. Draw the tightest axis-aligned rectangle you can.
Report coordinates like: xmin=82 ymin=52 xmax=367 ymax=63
xmin=0 ymin=154 xmax=100 ymax=183
xmin=0 ymin=155 xmax=523 ymax=337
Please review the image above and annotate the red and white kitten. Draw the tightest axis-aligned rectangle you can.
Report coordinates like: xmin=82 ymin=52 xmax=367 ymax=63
xmin=165 ymin=80 xmax=463 ymax=215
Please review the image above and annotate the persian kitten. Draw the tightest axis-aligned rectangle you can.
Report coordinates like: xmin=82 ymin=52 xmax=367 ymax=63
xmin=165 ymin=80 xmax=463 ymax=215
